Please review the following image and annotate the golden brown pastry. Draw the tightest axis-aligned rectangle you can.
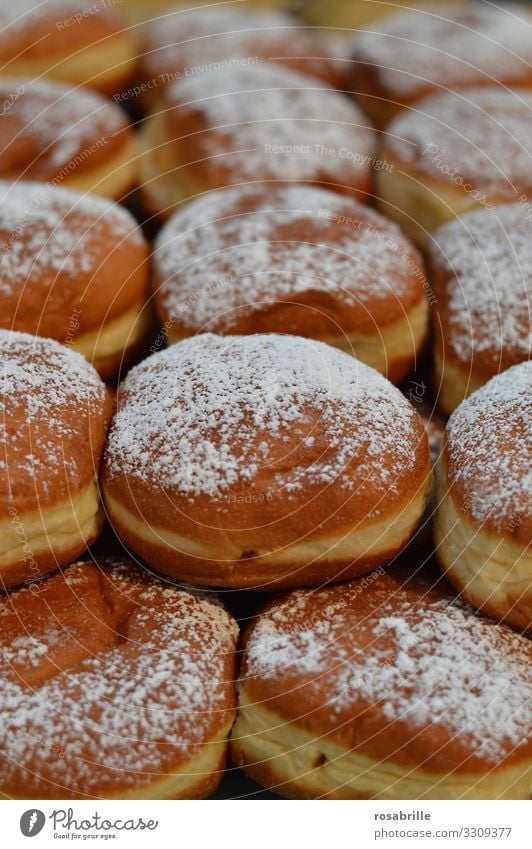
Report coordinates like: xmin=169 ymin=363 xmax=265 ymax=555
xmin=138 ymin=4 xmax=343 ymax=108
xmin=0 ymin=557 xmax=238 ymax=799
xmin=434 ymin=362 xmax=531 ymax=632
xmin=102 ymin=333 xmax=431 ymax=589
xmin=0 ymin=331 xmax=113 ymax=588
xmin=152 ymin=183 xmax=429 ymax=383
xmin=139 ymin=63 xmax=376 ymax=218
xmin=377 ymin=87 xmax=532 ymax=246
xmin=0 ymin=77 xmax=137 ymax=200
xmin=429 ymin=202 xmax=532 ymax=414
xmin=232 ymin=566 xmax=532 ymax=799
xmin=0 ymin=180 xmax=150 ymax=378
xmin=0 ymin=0 xmax=136 ymax=95
xmin=350 ymin=2 xmax=532 ymax=128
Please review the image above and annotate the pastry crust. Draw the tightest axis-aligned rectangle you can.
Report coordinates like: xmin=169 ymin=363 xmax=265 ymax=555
xmin=0 ymin=331 xmax=113 ymax=587
xmin=0 ymin=181 xmax=150 ymax=378
xmin=139 ymin=5 xmax=343 ymax=106
xmin=232 ymin=567 xmax=532 ymax=798
xmin=0 ymin=558 xmax=238 ymax=799
xmin=0 ymin=77 xmax=136 ymax=200
xmin=102 ymin=333 xmax=431 ymax=589
xmin=377 ymin=87 xmax=532 ymax=246
xmin=350 ymin=3 xmax=532 ymax=129
xmin=434 ymin=363 xmax=531 ymax=630
xmin=429 ymin=202 xmax=532 ymax=413
xmin=139 ymin=63 xmax=376 ymax=218
xmin=0 ymin=0 xmax=136 ymax=94
xmin=152 ymin=184 xmax=429 ymax=383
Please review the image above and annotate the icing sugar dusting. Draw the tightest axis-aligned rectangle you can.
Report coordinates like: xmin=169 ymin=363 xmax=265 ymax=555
xmin=431 ymin=203 xmax=532 ymax=365
xmin=144 ymin=6 xmax=331 ymax=80
xmin=446 ymin=361 xmax=531 ymax=529
xmin=0 ymin=77 xmax=127 ymax=173
xmin=153 ymin=184 xmax=423 ymax=331
xmin=386 ymin=87 xmax=532 ymax=197
xmin=0 ymin=330 xmax=105 ymax=488
xmin=354 ymin=4 xmax=532 ymax=97
xmin=246 ymin=581 xmax=532 ymax=762
xmin=0 ymin=181 xmax=143 ymax=295
xmin=105 ymin=333 xmax=420 ymax=502
xmin=0 ymin=559 xmax=238 ymax=795
xmin=167 ymin=63 xmax=375 ymax=181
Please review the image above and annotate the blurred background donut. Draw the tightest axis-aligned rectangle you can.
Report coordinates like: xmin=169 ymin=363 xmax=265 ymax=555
xmin=0 ymin=77 xmax=137 ymax=200
xmin=0 ymin=0 xmax=136 ymax=95
xmin=138 ymin=63 xmax=375 ymax=218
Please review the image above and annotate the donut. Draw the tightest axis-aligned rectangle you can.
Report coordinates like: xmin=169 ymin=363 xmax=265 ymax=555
xmin=138 ymin=63 xmax=376 ymax=218
xmin=0 ymin=331 xmax=113 ymax=589
xmin=0 ymin=557 xmax=238 ymax=799
xmin=102 ymin=333 xmax=431 ymax=590
xmin=0 ymin=77 xmax=136 ymax=201
xmin=138 ymin=5 xmax=342 ymax=107
xmin=0 ymin=181 xmax=150 ymax=379
xmin=350 ymin=3 xmax=532 ymax=129
xmin=377 ymin=87 xmax=532 ymax=246
xmin=429 ymin=202 xmax=532 ymax=415
xmin=434 ymin=362 xmax=531 ymax=632
xmin=231 ymin=566 xmax=532 ymax=799
xmin=0 ymin=0 xmax=136 ymax=95
xmin=152 ymin=184 xmax=429 ymax=383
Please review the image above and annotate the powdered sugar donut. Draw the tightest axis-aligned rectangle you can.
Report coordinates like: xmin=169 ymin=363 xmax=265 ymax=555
xmin=434 ymin=362 xmax=531 ymax=631
xmin=0 ymin=0 xmax=136 ymax=95
xmin=377 ymin=87 xmax=532 ymax=245
xmin=0 ymin=557 xmax=238 ymax=799
xmin=139 ymin=63 xmax=376 ymax=218
xmin=429 ymin=202 xmax=532 ymax=414
xmin=232 ymin=566 xmax=532 ymax=798
xmin=0 ymin=77 xmax=136 ymax=200
xmin=351 ymin=3 xmax=532 ymax=128
xmin=102 ymin=333 xmax=431 ymax=589
xmin=152 ymin=184 xmax=428 ymax=382
xmin=0 ymin=181 xmax=150 ymax=378
xmin=139 ymin=5 xmax=342 ymax=106
xmin=0 ymin=331 xmax=113 ymax=588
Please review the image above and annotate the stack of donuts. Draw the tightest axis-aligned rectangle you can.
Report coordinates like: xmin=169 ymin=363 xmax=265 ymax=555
xmin=0 ymin=0 xmax=530 ymax=802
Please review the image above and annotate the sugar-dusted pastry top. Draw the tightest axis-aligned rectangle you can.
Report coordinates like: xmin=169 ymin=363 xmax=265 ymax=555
xmin=430 ymin=202 xmax=532 ymax=375
xmin=0 ymin=330 xmax=111 ymax=511
xmin=242 ymin=568 xmax=532 ymax=769
xmin=163 ymin=63 xmax=375 ymax=191
xmin=105 ymin=333 xmax=428 ymax=518
xmin=445 ymin=361 xmax=531 ymax=544
xmin=353 ymin=3 xmax=532 ymax=101
xmin=0 ymin=181 xmax=148 ymax=341
xmin=142 ymin=5 xmax=340 ymax=88
xmin=153 ymin=183 xmax=426 ymax=335
xmin=385 ymin=87 xmax=532 ymax=200
xmin=0 ymin=0 xmax=125 ymax=61
xmin=0 ymin=558 xmax=238 ymax=798
xmin=0 ymin=77 xmax=131 ymax=181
